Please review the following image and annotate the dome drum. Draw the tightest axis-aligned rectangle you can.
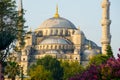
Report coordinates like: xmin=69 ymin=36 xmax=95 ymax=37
xmin=35 ymin=44 xmax=74 ymax=51
xmin=36 ymin=28 xmax=77 ymax=37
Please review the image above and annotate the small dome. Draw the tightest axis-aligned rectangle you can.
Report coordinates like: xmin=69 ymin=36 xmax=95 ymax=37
xmin=40 ymin=38 xmax=71 ymax=45
xmin=38 ymin=17 xmax=77 ymax=29
xmin=82 ymin=49 xmax=98 ymax=60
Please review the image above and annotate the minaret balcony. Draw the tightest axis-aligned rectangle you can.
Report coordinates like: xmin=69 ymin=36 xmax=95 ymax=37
xmin=101 ymin=38 xmax=110 ymax=44
xmin=101 ymin=19 xmax=111 ymax=26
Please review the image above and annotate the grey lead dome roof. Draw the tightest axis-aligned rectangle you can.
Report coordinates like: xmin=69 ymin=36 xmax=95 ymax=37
xmin=39 ymin=17 xmax=77 ymax=29
xmin=83 ymin=49 xmax=99 ymax=60
xmin=40 ymin=38 xmax=71 ymax=45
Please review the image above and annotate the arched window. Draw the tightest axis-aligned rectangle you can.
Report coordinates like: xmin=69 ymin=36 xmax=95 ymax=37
xmin=51 ymin=30 xmax=53 ymax=35
xmin=55 ymin=45 xmax=57 ymax=49
xmin=60 ymin=30 xmax=63 ymax=35
xmin=56 ymin=29 xmax=58 ymax=35
xmin=46 ymin=30 xmax=48 ymax=35
xmin=76 ymin=57 xmax=77 ymax=60
xmin=23 ymin=58 xmax=25 ymax=61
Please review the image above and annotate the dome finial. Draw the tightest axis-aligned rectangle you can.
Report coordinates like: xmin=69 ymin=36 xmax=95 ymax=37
xmin=54 ymin=4 xmax=60 ymax=18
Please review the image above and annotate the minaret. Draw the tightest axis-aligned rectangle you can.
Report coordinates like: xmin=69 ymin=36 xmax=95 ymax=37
xmin=17 ymin=0 xmax=24 ymax=49
xmin=101 ymin=0 xmax=111 ymax=55
xmin=18 ymin=0 xmax=23 ymax=17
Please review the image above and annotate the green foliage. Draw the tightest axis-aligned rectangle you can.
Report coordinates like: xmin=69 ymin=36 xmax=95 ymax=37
xmin=0 ymin=0 xmax=26 ymax=61
xmin=69 ymin=53 xmax=120 ymax=80
xmin=106 ymin=45 xmax=113 ymax=58
xmin=29 ymin=55 xmax=63 ymax=80
xmin=4 ymin=61 xmax=20 ymax=80
xmin=89 ymin=45 xmax=113 ymax=66
xmin=29 ymin=65 xmax=53 ymax=80
xmin=89 ymin=54 xmax=109 ymax=66
xmin=0 ymin=0 xmax=18 ymax=51
xmin=37 ymin=56 xmax=63 ymax=80
xmin=61 ymin=61 xmax=84 ymax=80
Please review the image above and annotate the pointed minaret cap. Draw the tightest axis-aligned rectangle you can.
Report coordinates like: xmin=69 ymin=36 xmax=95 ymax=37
xmin=54 ymin=4 xmax=60 ymax=18
xmin=18 ymin=0 xmax=23 ymax=11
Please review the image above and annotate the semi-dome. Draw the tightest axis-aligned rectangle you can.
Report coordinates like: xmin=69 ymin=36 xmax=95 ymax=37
xmin=40 ymin=38 xmax=71 ymax=45
xmin=38 ymin=17 xmax=77 ymax=29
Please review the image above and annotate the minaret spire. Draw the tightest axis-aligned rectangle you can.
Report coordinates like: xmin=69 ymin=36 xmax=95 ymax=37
xmin=54 ymin=4 xmax=60 ymax=18
xmin=101 ymin=0 xmax=111 ymax=55
xmin=18 ymin=0 xmax=23 ymax=14
xmin=17 ymin=0 xmax=24 ymax=50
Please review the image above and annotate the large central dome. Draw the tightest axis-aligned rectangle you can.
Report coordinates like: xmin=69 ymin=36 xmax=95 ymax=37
xmin=37 ymin=5 xmax=77 ymax=29
xmin=39 ymin=17 xmax=77 ymax=29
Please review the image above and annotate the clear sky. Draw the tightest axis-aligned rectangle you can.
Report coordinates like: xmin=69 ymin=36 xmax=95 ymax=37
xmin=17 ymin=0 xmax=120 ymax=57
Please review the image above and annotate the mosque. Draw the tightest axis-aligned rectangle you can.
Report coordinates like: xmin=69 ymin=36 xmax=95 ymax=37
xmin=16 ymin=0 xmax=111 ymax=76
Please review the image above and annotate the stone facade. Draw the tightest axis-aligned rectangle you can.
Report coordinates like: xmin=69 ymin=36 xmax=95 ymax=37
xmin=19 ymin=16 xmax=101 ymax=76
xmin=15 ymin=0 xmax=111 ymax=77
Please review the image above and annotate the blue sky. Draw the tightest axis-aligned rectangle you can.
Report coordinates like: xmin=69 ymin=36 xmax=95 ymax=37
xmin=17 ymin=0 xmax=120 ymax=57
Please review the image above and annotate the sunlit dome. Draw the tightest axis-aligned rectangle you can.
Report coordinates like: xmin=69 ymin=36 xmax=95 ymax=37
xmin=36 ymin=4 xmax=77 ymax=30
xmin=38 ymin=17 xmax=77 ymax=29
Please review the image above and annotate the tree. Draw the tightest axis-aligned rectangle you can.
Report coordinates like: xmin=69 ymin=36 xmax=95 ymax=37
xmin=0 ymin=0 xmax=19 ymax=79
xmin=89 ymin=45 xmax=113 ymax=66
xmin=89 ymin=54 xmax=109 ymax=66
xmin=100 ymin=55 xmax=120 ymax=80
xmin=69 ymin=64 xmax=100 ymax=80
xmin=106 ymin=45 xmax=113 ymax=58
xmin=36 ymin=56 xmax=63 ymax=80
xmin=61 ymin=61 xmax=84 ymax=80
xmin=69 ymin=50 xmax=120 ymax=80
xmin=4 ymin=61 xmax=20 ymax=80
xmin=0 ymin=0 xmax=18 ymax=59
xmin=29 ymin=65 xmax=53 ymax=80
xmin=0 ymin=0 xmax=26 ymax=60
xmin=0 ymin=0 xmax=25 ymax=79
